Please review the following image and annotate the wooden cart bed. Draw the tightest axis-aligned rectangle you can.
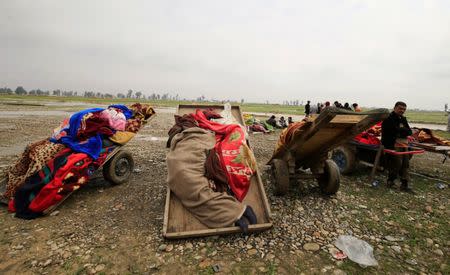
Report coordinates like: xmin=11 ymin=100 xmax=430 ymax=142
xmin=271 ymin=107 xmax=390 ymax=164
xmin=163 ymin=104 xmax=272 ymax=239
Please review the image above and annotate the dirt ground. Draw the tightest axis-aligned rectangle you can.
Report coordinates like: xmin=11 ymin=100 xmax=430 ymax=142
xmin=0 ymin=102 xmax=449 ymax=275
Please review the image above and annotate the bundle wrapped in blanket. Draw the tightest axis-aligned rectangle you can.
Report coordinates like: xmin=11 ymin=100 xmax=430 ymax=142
xmin=352 ymin=123 xmax=450 ymax=147
xmin=166 ymin=109 xmax=258 ymax=231
xmin=272 ymin=120 xmax=308 ymax=157
xmin=2 ymin=103 xmax=154 ymax=219
xmin=410 ymin=128 xmax=450 ymax=146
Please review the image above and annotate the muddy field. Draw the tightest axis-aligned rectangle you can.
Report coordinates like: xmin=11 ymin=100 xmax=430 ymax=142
xmin=0 ymin=102 xmax=449 ymax=275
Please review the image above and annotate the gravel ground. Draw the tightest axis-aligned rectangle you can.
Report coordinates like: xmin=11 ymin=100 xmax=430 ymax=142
xmin=0 ymin=102 xmax=448 ymax=275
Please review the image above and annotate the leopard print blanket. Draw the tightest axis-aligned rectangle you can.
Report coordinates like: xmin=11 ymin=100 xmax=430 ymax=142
xmin=2 ymin=139 xmax=65 ymax=200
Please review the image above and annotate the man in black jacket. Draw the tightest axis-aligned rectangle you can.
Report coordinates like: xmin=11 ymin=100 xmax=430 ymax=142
xmin=381 ymin=101 xmax=413 ymax=192
xmin=304 ymin=101 xmax=311 ymax=117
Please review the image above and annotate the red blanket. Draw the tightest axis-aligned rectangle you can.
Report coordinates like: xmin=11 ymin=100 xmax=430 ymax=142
xmin=353 ymin=122 xmax=382 ymax=145
xmin=192 ymin=110 xmax=255 ymax=201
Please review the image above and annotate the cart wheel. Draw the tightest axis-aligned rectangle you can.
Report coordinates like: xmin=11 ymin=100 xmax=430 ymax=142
xmin=331 ymin=145 xmax=356 ymax=175
xmin=317 ymin=160 xmax=340 ymax=195
xmin=271 ymin=159 xmax=290 ymax=196
xmin=103 ymin=150 xmax=134 ymax=185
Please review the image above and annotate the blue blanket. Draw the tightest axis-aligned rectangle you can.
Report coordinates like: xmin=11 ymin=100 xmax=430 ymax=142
xmin=50 ymin=105 xmax=132 ymax=159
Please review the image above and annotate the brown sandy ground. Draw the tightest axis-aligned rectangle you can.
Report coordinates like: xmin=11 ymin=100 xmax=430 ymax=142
xmin=0 ymin=102 xmax=448 ymax=275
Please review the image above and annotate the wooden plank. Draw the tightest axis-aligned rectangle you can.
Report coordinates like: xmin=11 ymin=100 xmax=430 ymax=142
xmin=162 ymin=188 xmax=170 ymax=237
xmin=410 ymin=142 xmax=435 ymax=149
xmin=359 ymin=161 xmax=375 ymax=167
xmin=164 ymin=223 xmax=273 ymax=239
xmin=369 ymin=145 xmax=384 ymax=183
xmin=410 ymin=142 xmax=450 ymax=155
xmin=254 ymin=170 xmax=272 ymax=218
xmin=177 ymin=104 xmax=245 ymax=126
xmin=330 ymin=115 xmax=367 ymax=124
xmin=434 ymin=146 xmax=450 ymax=151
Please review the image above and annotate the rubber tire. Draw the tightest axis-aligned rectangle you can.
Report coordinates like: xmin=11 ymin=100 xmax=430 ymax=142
xmin=331 ymin=145 xmax=356 ymax=175
xmin=103 ymin=150 xmax=134 ymax=185
xmin=317 ymin=160 xmax=341 ymax=195
xmin=272 ymin=159 xmax=290 ymax=196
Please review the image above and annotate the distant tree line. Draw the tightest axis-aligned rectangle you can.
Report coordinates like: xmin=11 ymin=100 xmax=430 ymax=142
xmin=0 ymin=86 xmax=232 ymax=103
xmin=1 ymin=86 xmax=304 ymax=105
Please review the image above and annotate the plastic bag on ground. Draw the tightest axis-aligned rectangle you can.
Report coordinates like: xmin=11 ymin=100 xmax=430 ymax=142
xmin=335 ymin=235 xmax=378 ymax=266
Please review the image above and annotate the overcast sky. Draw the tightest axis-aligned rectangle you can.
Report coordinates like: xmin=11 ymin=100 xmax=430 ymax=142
xmin=1 ymin=0 xmax=449 ymax=110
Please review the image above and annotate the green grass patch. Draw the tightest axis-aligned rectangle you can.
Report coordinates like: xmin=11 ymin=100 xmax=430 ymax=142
xmin=337 ymin=174 xmax=449 ymax=274
xmin=405 ymin=111 xmax=448 ymax=125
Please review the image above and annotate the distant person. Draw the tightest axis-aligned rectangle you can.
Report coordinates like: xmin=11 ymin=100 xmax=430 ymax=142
xmin=317 ymin=103 xmax=322 ymax=114
xmin=352 ymin=103 xmax=362 ymax=112
xmin=266 ymin=115 xmax=281 ymax=128
xmin=304 ymin=100 xmax=311 ymax=117
xmin=288 ymin=117 xmax=294 ymax=125
xmin=381 ymin=101 xmax=413 ymax=193
xmin=279 ymin=116 xmax=288 ymax=128
xmin=324 ymin=101 xmax=331 ymax=109
xmin=334 ymin=101 xmax=342 ymax=108
xmin=343 ymin=102 xmax=352 ymax=111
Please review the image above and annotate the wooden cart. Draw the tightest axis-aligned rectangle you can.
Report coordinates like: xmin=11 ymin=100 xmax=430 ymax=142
xmin=0 ymin=115 xmax=156 ymax=214
xmin=331 ymin=136 xmax=448 ymax=176
xmin=0 ymin=146 xmax=135 ymax=213
xmin=163 ymin=104 xmax=272 ymax=239
xmin=269 ymin=107 xmax=390 ymax=195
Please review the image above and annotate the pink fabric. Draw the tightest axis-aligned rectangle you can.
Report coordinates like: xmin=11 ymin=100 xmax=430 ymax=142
xmin=99 ymin=108 xmax=126 ymax=131
xmin=51 ymin=118 xmax=70 ymax=140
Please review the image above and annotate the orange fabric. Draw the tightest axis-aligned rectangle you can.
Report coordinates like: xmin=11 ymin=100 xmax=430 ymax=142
xmin=273 ymin=121 xmax=307 ymax=156
xmin=411 ymin=128 xmax=450 ymax=146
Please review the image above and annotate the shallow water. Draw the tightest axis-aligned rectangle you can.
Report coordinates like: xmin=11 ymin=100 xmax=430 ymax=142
xmin=410 ymin=123 xmax=447 ymax=131
xmin=0 ymin=107 xmax=175 ymax=118
xmin=0 ymin=110 xmax=71 ymax=117
xmin=134 ymin=135 xmax=167 ymax=141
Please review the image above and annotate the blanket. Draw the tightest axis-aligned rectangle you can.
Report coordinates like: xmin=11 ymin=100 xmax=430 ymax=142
xmin=192 ymin=110 xmax=257 ymax=201
xmin=9 ymin=146 xmax=115 ymax=219
xmin=3 ymin=139 xmax=65 ymax=200
xmin=273 ymin=120 xmax=307 ymax=157
xmin=411 ymin=128 xmax=450 ymax=146
xmin=166 ymin=127 xmax=246 ymax=228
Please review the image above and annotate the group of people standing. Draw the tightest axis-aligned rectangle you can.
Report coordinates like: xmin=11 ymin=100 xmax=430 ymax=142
xmin=304 ymin=100 xmax=361 ymax=117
